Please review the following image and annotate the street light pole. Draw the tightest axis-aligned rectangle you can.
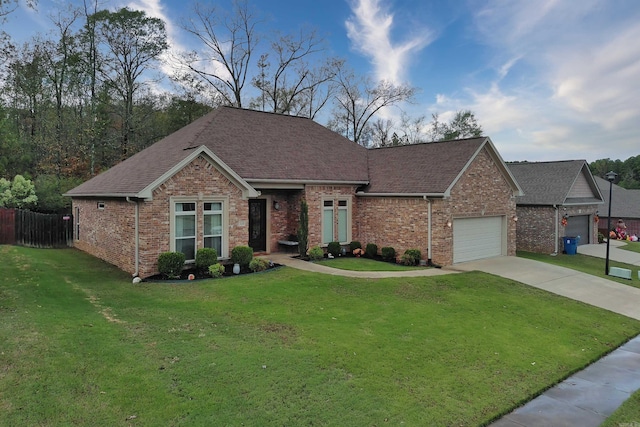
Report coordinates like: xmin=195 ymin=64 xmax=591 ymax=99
xmin=605 ymin=171 xmax=618 ymax=275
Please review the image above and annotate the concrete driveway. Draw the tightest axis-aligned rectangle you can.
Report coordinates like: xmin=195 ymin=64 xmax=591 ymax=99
xmin=450 ymin=256 xmax=640 ymax=321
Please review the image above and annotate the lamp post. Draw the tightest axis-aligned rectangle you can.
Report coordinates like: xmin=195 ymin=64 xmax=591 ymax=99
xmin=605 ymin=171 xmax=618 ymax=275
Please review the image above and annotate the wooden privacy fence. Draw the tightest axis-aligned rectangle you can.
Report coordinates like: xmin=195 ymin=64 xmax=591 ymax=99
xmin=0 ymin=208 xmax=73 ymax=248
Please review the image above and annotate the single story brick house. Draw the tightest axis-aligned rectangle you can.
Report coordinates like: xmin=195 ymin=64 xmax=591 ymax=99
xmin=66 ymin=107 xmax=522 ymax=278
xmin=594 ymin=176 xmax=640 ymax=238
xmin=507 ymin=160 xmax=603 ymax=254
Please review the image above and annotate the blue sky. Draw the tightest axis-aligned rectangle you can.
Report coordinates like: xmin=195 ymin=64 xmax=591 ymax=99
xmin=6 ymin=0 xmax=640 ymax=162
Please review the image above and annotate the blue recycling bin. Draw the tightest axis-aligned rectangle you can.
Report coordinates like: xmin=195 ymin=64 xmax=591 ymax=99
xmin=564 ymin=236 xmax=577 ymax=255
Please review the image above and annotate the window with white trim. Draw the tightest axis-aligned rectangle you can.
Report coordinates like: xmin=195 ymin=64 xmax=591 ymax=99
xmin=174 ymin=202 xmax=196 ymax=261
xmin=322 ymin=198 xmax=351 ymax=244
xmin=337 ymin=200 xmax=349 ymax=243
xmin=204 ymin=202 xmax=223 ymax=255
xmin=322 ymin=200 xmax=334 ymax=244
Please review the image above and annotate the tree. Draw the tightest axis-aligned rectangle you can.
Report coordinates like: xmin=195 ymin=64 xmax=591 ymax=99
xmin=250 ymin=28 xmax=341 ymax=117
xmin=91 ymin=7 xmax=168 ymax=159
xmin=436 ymin=110 xmax=483 ymax=141
xmin=297 ymin=200 xmax=308 ymax=258
xmin=0 ymin=175 xmax=38 ymax=209
xmin=329 ymin=67 xmax=416 ymax=146
xmin=178 ymin=0 xmax=258 ymax=108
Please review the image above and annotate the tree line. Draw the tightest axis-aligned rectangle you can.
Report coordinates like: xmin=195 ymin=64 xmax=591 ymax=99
xmin=0 ymin=0 xmax=481 ymax=213
xmin=590 ymin=156 xmax=640 ymax=189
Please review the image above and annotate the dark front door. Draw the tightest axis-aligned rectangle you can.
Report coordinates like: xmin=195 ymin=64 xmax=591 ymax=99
xmin=248 ymin=199 xmax=267 ymax=252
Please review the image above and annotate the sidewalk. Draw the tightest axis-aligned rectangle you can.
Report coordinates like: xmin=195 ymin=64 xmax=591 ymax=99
xmin=264 ymin=253 xmax=456 ymax=279
xmin=578 ymin=239 xmax=640 ymax=266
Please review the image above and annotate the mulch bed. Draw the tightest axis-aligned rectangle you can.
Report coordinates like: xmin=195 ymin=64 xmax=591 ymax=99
xmin=144 ymin=262 xmax=282 ymax=283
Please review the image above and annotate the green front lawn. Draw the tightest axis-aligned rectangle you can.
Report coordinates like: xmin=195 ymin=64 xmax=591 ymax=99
xmin=518 ymin=251 xmax=640 ymax=289
xmin=601 ymin=389 xmax=640 ymax=426
xmin=619 ymin=241 xmax=640 ymax=254
xmin=315 ymin=256 xmax=422 ymax=271
xmin=2 ymin=246 xmax=640 ymax=426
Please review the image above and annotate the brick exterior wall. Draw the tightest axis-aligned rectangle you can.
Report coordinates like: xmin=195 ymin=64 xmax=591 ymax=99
xmin=356 ymin=147 xmax=517 ymax=265
xmin=516 ymin=204 xmax=600 ymax=254
xmin=73 ymin=155 xmax=250 ymax=278
xmin=73 ymin=148 xmax=518 ymax=276
xmin=72 ymin=198 xmax=137 ymax=275
xmin=599 ymin=217 xmax=640 ymax=238
xmin=304 ymin=185 xmax=359 ymax=248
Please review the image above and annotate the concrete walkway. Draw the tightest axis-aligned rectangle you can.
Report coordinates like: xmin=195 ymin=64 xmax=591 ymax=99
xmin=265 ymin=253 xmax=456 ymax=278
xmin=578 ymin=239 xmax=640 ymax=266
xmin=267 ymin=250 xmax=640 ymax=427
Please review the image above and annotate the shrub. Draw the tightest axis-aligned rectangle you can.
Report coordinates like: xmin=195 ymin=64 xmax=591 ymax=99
xmin=157 ymin=252 xmax=185 ymax=278
xmin=208 ymin=263 xmax=225 ymax=278
xmin=249 ymin=258 xmax=269 ymax=272
xmin=404 ymin=249 xmax=422 ymax=265
xmin=297 ymin=200 xmax=309 ymax=258
xmin=231 ymin=246 xmax=253 ymax=268
xmin=399 ymin=253 xmax=415 ymax=266
xmin=598 ymin=232 xmax=605 ymax=244
xmin=327 ymin=241 xmax=341 ymax=257
xmin=308 ymin=246 xmax=324 ymax=261
xmin=381 ymin=246 xmax=396 ymax=261
xmin=195 ymin=248 xmax=218 ymax=271
xmin=365 ymin=243 xmax=378 ymax=258
xmin=349 ymin=241 xmax=362 ymax=252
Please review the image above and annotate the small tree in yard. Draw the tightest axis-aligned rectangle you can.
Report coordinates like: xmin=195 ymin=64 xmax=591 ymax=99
xmin=297 ymin=200 xmax=308 ymax=257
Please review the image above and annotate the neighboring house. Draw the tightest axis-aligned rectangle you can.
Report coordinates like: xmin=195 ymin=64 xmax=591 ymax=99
xmin=66 ymin=107 xmax=522 ymax=278
xmin=594 ymin=176 xmax=640 ymax=237
xmin=507 ymin=160 xmax=603 ymax=254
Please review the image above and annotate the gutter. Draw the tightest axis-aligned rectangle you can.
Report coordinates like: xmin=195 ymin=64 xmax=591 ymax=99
xmin=126 ymin=197 xmax=140 ymax=277
xmin=424 ymin=196 xmax=439 ymax=267
xmin=357 ymin=192 xmax=445 ymax=198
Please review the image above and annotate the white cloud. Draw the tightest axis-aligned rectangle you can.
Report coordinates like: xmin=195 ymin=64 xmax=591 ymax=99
xmin=345 ymin=0 xmax=432 ymax=83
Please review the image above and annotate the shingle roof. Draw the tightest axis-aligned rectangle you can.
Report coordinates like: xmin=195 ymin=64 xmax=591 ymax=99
xmin=66 ymin=108 xmax=520 ymax=199
xmin=66 ymin=107 xmax=369 ymax=197
xmin=507 ymin=160 xmax=602 ymax=205
xmin=595 ymin=176 xmax=640 ymax=219
xmin=365 ymin=137 xmax=492 ymax=194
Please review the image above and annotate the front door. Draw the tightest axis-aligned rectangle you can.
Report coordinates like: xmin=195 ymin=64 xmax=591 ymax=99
xmin=248 ymin=199 xmax=267 ymax=252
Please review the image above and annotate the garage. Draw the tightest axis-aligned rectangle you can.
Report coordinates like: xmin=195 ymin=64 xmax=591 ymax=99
xmin=564 ymin=215 xmax=590 ymax=245
xmin=453 ymin=216 xmax=504 ymax=263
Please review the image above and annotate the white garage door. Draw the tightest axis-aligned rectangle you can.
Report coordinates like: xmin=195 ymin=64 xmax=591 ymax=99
xmin=453 ymin=216 xmax=504 ymax=263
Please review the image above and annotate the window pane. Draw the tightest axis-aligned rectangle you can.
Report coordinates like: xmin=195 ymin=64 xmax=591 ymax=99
xmin=323 ymin=209 xmax=333 ymax=243
xmin=324 ymin=200 xmax=333 ymax=207
xmin=338 ymin=200 xmax=347 ymax=207
xmin=175 ymin=215 xmax=195 ymax=238
xmin=338 ymin=209 xmax=348 ymax=242
xmin=176 ymin=238 xmax=195 ymax=260
xmin=205 ymin=202 xmax=222 ymax=211
xmin=204 ymin=214 xmax=222 ymax=236
xmin=205 ymin=236 xmax=222 ymax=254
xmin=176 ymin=202 xmax=195 ymax=212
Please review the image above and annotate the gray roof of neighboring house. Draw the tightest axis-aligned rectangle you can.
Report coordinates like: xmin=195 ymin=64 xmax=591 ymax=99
xmin=66 ymin=107 xmax=521 ymax=199
xmin=594 ymin=176 xmax=640 ymax=219
xmin=507 ymin=160 xmax=603 ymax=206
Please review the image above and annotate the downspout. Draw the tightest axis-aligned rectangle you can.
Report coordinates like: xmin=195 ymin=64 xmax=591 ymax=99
xmin=424 ymin=196 xmax=440 ymax=267
xmin=553 ymin=205 xmax=559 ymax=255
xmin=126 ymin=197 xmax=140 ymax=277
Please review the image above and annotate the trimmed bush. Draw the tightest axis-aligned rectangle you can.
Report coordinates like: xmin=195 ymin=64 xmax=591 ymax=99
xmin=195 ymin=248 xmax=218 ymax=271
xmin=381 ymin=246 xmax=396 ymax=262
xmin=327 ymin=241 xmax=341 ymax=257
xmin=404 ymin=249 xmax=422 ymax=265
xmin=365 ymin=243 xmax=378 ymax=258
xmin=399 ymin=253 xmax=415 ymax=266
xmin=349 ymin=241 xmax=362 ymax=252
xmin=308 ymin=246 xmax=324 ymax=261
xmin=297 ymin=200 xmax=309 ymax=258
xmin=157 ymin=251 xmax=185 ymax=278
xmin=249 ymin=258 xmax=269 ymax=272
xmin=231 ymin=246 xmax=253 ymax=268
xmin=208 ymin=263 xmax=225 ymax=278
